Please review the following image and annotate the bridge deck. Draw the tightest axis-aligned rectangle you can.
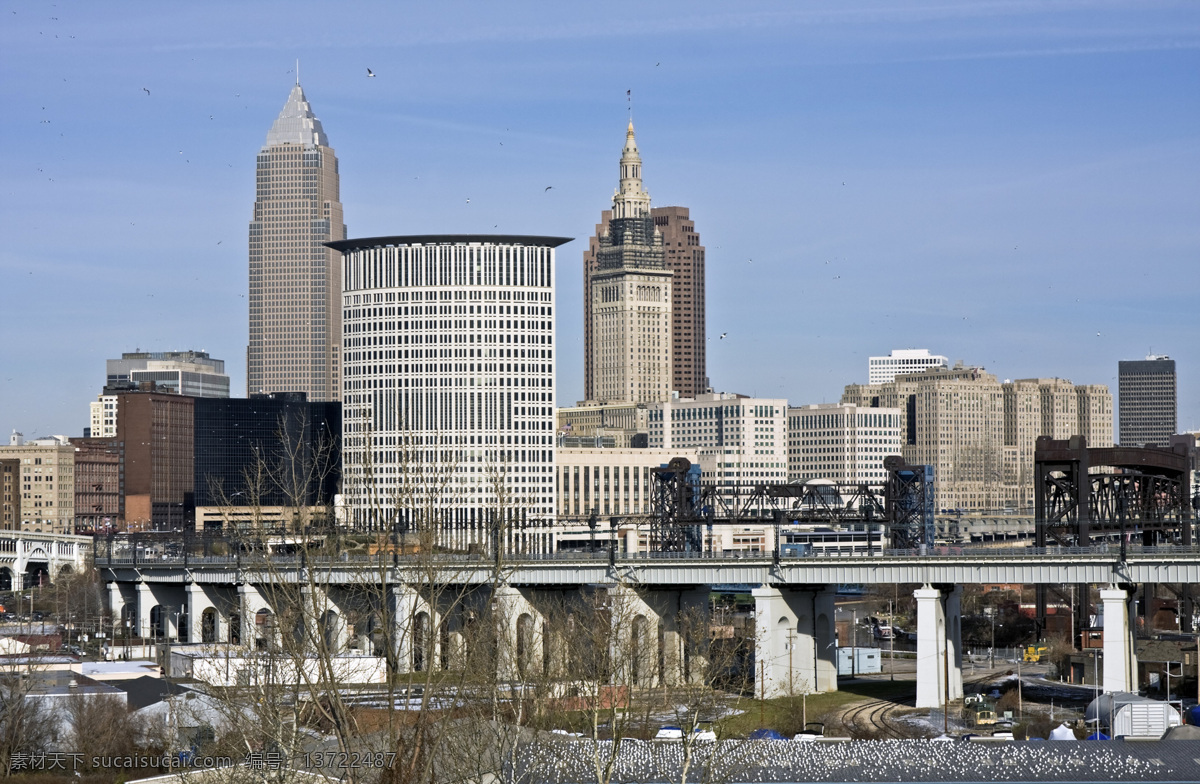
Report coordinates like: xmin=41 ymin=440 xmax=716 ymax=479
xmin=96 ymin=545 xmax=1200 ymax=586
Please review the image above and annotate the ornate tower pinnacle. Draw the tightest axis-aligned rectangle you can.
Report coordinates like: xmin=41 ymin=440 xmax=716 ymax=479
xmin=612 ymin=120 xmax=651 ymax=219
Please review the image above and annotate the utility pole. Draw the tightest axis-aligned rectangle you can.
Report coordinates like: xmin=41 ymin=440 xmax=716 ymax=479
xmin=1017 ymin=658 xmax=1023 ymax=719
xmin=986 ymin=607 xmax=995 ymax=669
xmin=943 ymin=624 xmax=951 ymax=737
xmin=889 ymin=599 xmax=895 ymax=681
xmin=851 ymin=608 xmax=857 ymax=679
xmin=788 ymin=629 xmax=794 ymax=696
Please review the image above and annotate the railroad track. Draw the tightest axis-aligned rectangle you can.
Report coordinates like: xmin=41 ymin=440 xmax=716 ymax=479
xmin=842 ymin=698 xmax=909 ymax=738
xmin=840 ymin=670 xmax=1004 ymax=739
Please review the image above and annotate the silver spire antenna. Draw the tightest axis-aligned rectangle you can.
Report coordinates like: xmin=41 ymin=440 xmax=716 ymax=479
xmin=295 ymin=59 xmax=300 ymax=85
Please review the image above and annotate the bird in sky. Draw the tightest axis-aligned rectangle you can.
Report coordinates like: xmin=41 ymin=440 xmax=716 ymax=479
xmin=142 ymin=87 xmax=150 ymax=95
xmin=544 ymin=186 xmax=553 ymax=191
xmin=719 ymin=333 xmax=727 ymax=340
xmin=367 ymin=68 xmax=376 ymax=77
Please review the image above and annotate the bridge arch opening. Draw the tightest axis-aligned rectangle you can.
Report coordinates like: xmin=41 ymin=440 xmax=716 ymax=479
xmin=413 ymin=611 xmax=430 ymax=671
xmin=255 ymin=608 xmax=276 ymax=651
xmin=148 ymin=605 xmax=167 ymax=640
xmin=201 ymin=608 xmax=218 ymax=643
xmin=516 ymin=613 xmax=534 ymax=678
xmin=631 ymin=614 xmax=651 ymax=685
xmin=24 ymin=563 xmax=49 ymax=589
xmin=320 ymin=609 xmax=341 ymax=654
xmin=0 ymin=567 xmax=11 ymax=592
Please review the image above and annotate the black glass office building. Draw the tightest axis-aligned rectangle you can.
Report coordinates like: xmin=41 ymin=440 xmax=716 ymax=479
xmin=193 ymin=393 xmax=340 ymax=510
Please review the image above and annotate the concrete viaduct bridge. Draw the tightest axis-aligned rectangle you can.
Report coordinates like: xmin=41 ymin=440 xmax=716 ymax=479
xmin=0 ymin=531 xmax=90 ymax=591
xmin=97 ymin=546 xmax=1200 ymax=708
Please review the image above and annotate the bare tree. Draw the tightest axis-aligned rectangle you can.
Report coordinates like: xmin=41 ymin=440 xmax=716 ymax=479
xmin=0 ymin=660 xmax=53 ymax=776
xmin=64 ymin=692 xmax=169 ymax=773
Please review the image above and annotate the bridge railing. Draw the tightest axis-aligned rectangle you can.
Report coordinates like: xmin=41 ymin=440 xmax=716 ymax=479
xmin=92 ymin=541 xmax=1200 ymax=569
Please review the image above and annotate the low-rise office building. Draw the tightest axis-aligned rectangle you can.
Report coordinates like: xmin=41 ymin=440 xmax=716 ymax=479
xmin=556 ymin=400 xmax=650 ymax=448
xmin=553 ymin=447 xmax=695 ymax=552
xmin=648 ymin=392 xmax=788 ymax=487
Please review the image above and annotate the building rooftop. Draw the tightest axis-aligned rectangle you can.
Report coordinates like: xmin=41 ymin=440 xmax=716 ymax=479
xmin=265 ymin=83 xmax=328 ymax=148
xmin=326 ymin=234 xmax=573 ymax=253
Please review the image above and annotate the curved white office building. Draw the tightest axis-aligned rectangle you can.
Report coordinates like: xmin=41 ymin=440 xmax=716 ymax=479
xmin=330 ymin=234 xmax=567 ymax=553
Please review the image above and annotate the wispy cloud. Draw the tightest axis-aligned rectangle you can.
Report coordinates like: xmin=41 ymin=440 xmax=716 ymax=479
xmin=874 ymin=37 xmax=1200 ymax=64
xmin=137 ymin=0 xmax=1189 ymax=53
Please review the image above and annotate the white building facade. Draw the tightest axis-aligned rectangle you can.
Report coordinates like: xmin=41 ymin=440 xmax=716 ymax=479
xmin=868 ymin=349 xmax=948 ymax=385
xmin=553 ymin=447 xmax=697 ymax=553
xmin=333 ymin=235 xmax=566 ymax=554
xmin=647 ymin=392 xmax=788 ymax=487
xmin=787 ymin=403 xmax=902 ymax=484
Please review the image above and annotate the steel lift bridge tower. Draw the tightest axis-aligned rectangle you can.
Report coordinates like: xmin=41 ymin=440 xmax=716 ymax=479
xmin=1034 ymin=435 xmax=1194 ymax=637
xmin=641 ymin=456 xmax=935 ymax=556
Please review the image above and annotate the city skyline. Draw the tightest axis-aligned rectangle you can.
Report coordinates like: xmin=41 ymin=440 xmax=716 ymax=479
xmin=3 ymin=1 xmax=1198 ymax=439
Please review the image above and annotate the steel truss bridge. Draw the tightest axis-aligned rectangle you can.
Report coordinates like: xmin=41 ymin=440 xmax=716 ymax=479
xmin=639 ymin=456 xmax=935 ymax=553
xmin=1033 ymin=435 xmax=1195 ymax=635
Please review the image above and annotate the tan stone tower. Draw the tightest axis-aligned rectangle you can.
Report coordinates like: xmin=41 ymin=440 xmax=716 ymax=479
xmin=247 ymin=80 xmax=345 ymax=401
xmin=584 ymin=122 xmax=707 ymax=401
xmin=586 ymin=122 xmax=673 ymax=405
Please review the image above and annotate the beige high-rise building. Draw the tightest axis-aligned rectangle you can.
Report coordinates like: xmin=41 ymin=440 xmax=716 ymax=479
xmin=587 ymin=121 xmax=673 ymax=405
xmin=247 ymin=80 xmax=345 ymax=401
xmin=908 ymin=367 xmax=1007 ymax=511
xmin=1076 ymin=384 xmax=1115 ymax=449
xmin=0 ymin=434 xmax=75 ymax=534
xmin=584 ymin=122 xmax=706 ymax=402
xmin=843 ymin=367 xmax=1113 ymax=512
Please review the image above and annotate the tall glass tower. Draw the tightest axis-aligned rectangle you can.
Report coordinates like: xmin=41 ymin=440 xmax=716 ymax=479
xmin=247 ymin=80 xmax=345 ymax=401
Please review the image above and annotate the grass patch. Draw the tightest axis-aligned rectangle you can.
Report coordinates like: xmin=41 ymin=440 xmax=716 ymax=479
xmin=718 ymin=678 xmax=915 ymax=738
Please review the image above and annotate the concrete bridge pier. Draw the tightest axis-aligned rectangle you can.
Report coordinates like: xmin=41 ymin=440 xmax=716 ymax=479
xmin=752 ymin=586 xmax=837 ymax=698
xmin=1101 ymin=584 xmax=1139 ymax=693
xmin=185 ymin=583 xmax=233 ymax=644
xmin=914 ymin=584 xmax=963 ymax=709
xmin=610 ymin=585 xmax=710 ymax=687
xmin=385 ymin=584 xmax=420 ymax=671
xmin=108 ymin=581 xmax=131 ymax=636
xmin=237 ymin=583 xmax=272 ymax=649
xmin=137 ymin=581 xmax=186 ymax=641
xmin=301 ymin=585 xmax=352 ymax=655
xmin=493 ymin=584 xmax=547 ymax=681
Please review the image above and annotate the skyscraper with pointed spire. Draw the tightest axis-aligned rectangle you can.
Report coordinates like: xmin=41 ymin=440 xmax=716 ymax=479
xmin=247 ymin=80 xmax=345 ymax=401
xmin=585 ymin=121 xmax=673 ymax=405
xmin=583 ymin=121 xmax=707 ymax=403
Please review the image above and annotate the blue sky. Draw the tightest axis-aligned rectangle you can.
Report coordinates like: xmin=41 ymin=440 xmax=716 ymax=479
xmin=2 ymin=0 xmax=1198 ymax=439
